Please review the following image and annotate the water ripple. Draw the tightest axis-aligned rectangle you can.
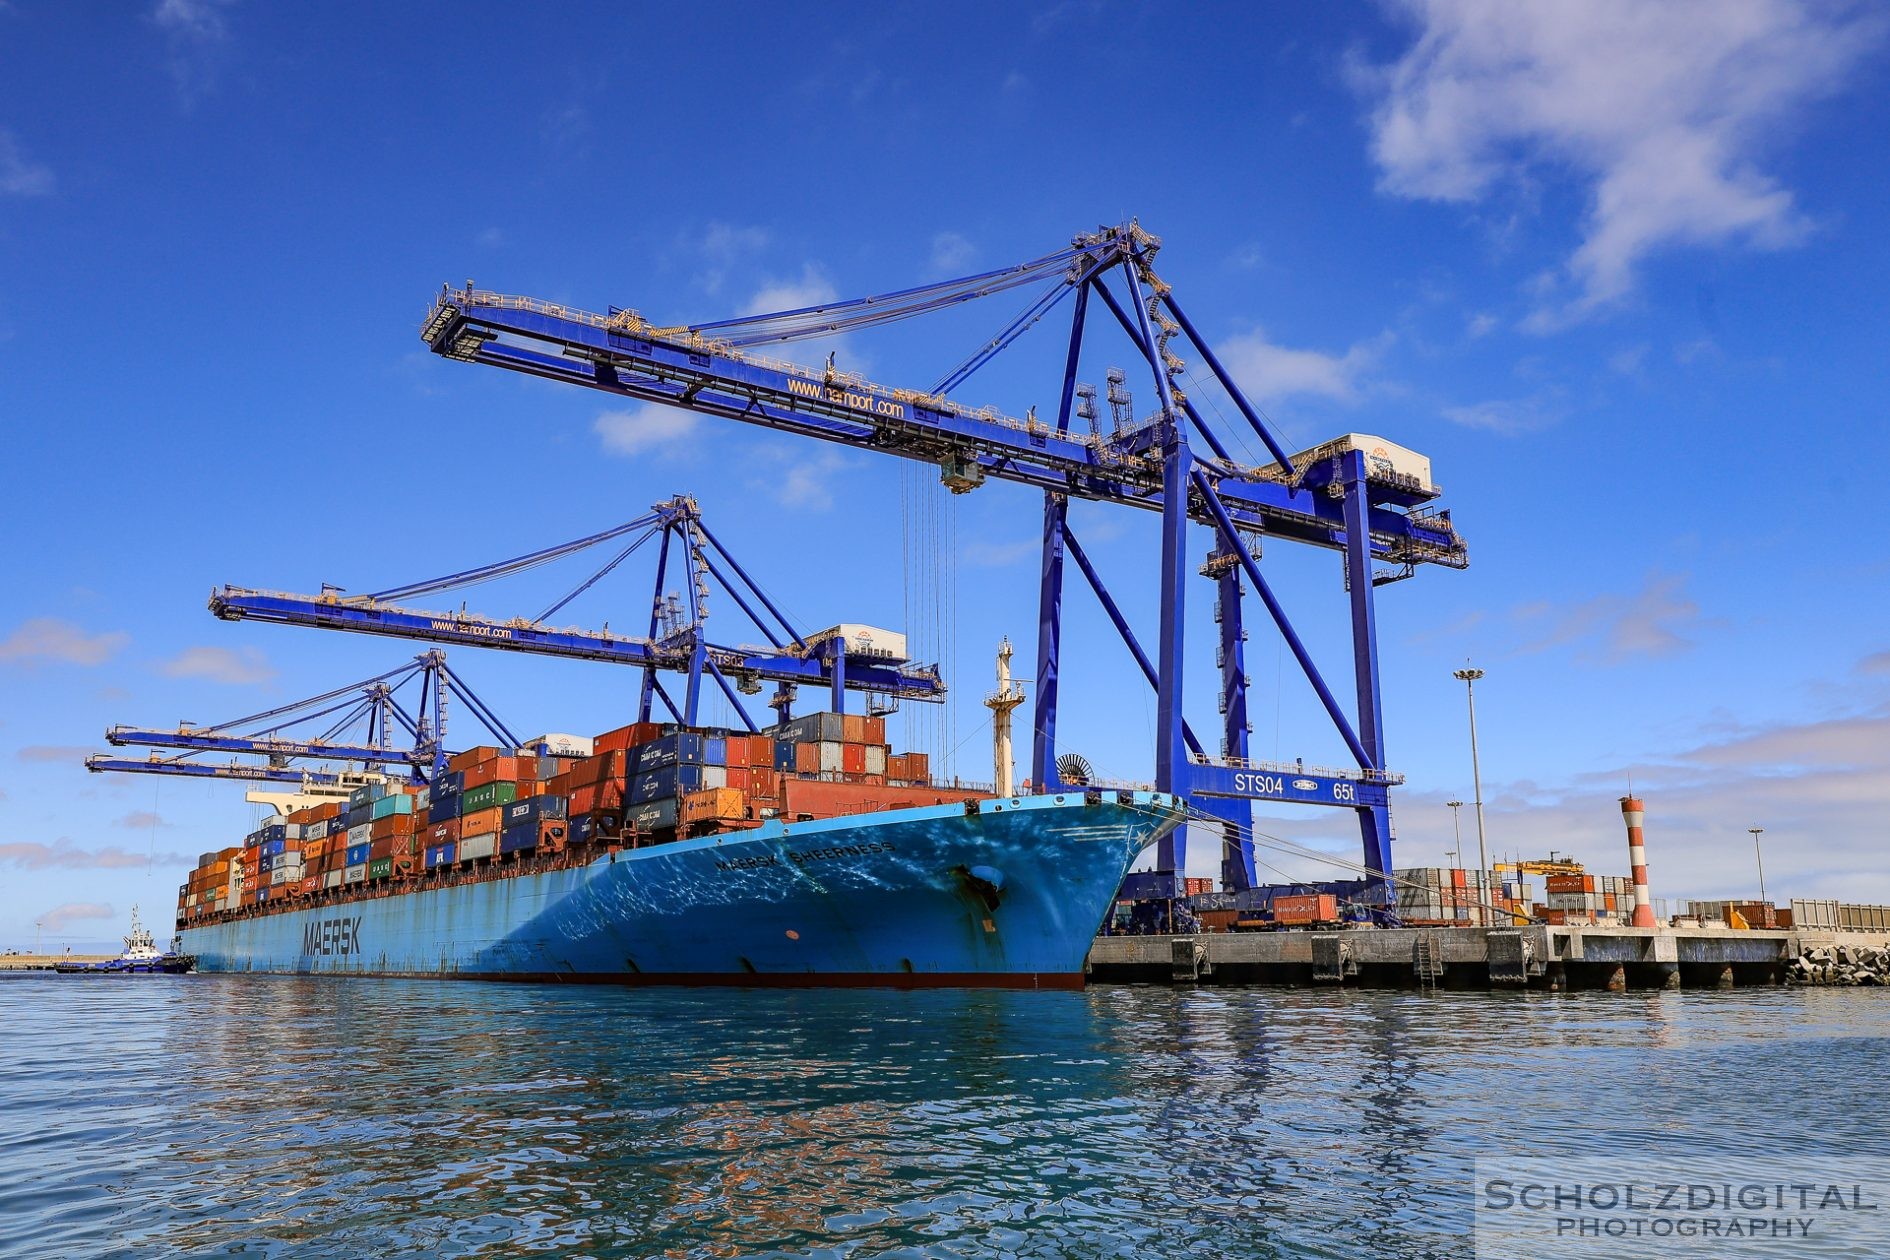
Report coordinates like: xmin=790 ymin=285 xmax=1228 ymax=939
xmin=0 ymin=978 xmax=1884 ymax=1257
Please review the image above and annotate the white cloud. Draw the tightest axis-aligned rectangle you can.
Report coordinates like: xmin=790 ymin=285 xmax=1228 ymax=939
xmin=159 ymin=645 xmax=276 ymax=685
xmin=114 ymin=810 xmax=168 ymax=829
xmin=771 ymin=450 xmax=850 ymax=511
xmin=15 ymin=746 xmax=95 ymax=764
xmin=696 ymin=222 xmax=771 ymax=293
xmin=1219 ymin=327 xmax=1380 ymax=404
xmin=961 ymin=539 xmax=1041 ymax=568
xmin=0 ymin=617 xmax=128 ymax=667
xmin=1465 ymin=312 xmax=1497 ymax=339
xmin=151 ymin=0 xmax=235 ymax=105
xmin=1512 ymin=572 xmax=1702 ymax=663
xmin=35 ymin=901 xmax=116 ymax=933
xmin=7 ymin=841 xmax=181 ymax=870
xmin=929 ymin=231 xmax=978 ymax=277
xmin=474 ymin=226 xmax=503 ymax=248
xmin=742 ymin=264 xmax=839 ymax=317
xmin=1440 ymin=393 xmax=1564 ymax=435
xmin=0 ymin=130 xmax=52 ymax=196
xmin=1362 ymin=0 xmax=1883 ymax=325
xmin=593 ymin=403 xmax=698 ymax=457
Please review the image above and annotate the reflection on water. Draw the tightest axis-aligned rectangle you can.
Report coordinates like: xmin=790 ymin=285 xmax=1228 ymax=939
xmin=0 ymin=978 xmax=1885 ymax=1258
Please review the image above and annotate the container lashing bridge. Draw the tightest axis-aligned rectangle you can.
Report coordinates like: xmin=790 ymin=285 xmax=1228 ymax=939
xmin=208 ymin=494 xmax=944 ymax=736
xmin=416 ymin=221 xmax=1469 ymax=906
xmin=85 ymin=649 xmax=518 ymax=790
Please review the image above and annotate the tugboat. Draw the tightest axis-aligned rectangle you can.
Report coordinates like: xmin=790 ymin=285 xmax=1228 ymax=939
xmin=55 ymin=906 xmax=195 ymax=975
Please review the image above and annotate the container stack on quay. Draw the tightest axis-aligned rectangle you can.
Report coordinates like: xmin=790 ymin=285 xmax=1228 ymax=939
xmin=1392 ymin=868 xmax=1536 ymax=926
xmin=175 ymin=713 xmax=978 ymax=930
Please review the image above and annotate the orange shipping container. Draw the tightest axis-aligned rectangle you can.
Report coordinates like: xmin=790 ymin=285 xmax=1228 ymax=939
xmin=448 ymin=746 xmax=504 ymax=773
xmin=841 ymin=714 xmax=867 ymax=743
xmin=724 ymin=735 xmax=752 ymax=768
xmin=370 ymin=814 xmax=415 ymax=841
xmin=1545 ymin=874 xmax=1596 ymax=894
xmin=462 ymin=757 xmax=518 ymax=789
xmin=795 ymin=743 xmax=819 ymax=774
xmin=297 ymin=876 xmax=320 ymax=896
xmin=461 ymin=806 xmax=503 ymax=838
xmin=863 ymin=715 xmax=886 ymax=744
xmin=681 ymin=788 xmax=746 ymax=824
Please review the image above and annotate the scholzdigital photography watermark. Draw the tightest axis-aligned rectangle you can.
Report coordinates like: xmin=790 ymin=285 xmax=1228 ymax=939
xmin=1474 ymin=1157 xmax=1890 ymax=1257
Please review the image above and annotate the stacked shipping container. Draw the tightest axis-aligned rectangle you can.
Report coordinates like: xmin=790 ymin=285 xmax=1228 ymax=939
xmin=177 ymin=712 xmax=978 ymax=929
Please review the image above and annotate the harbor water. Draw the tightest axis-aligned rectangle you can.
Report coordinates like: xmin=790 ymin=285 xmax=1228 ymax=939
xmin=1 ymin=977 xmax=1886 ymax=1258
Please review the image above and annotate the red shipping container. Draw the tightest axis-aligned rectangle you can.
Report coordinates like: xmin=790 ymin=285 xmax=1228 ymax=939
xmin=569 ymin=785 xmax=598 ymax=817
xmin=780 ymin=777 xmax=983 ymax=820
xmin=842 ymin=743 xmax=866 ymax=774
xmin=594 ymin=722 xmax=663 ymax=754
xmin=795 ymin=743 xmax=819 ymax=774
xmin=572 ymin=750 xmax=630 ymax=787
xmin=428 ymin=820 xmax=462 ymax=846
xmin=1273 ymin=893 xmax=1338 ymax=925
xmin=726 ymin=767 xmax=753 ymax=793
xmin=723 ymin=736 xmax=750 ymax=768
xmin=905 ymin=752 xmax=930 ymax=783
xmin=369 ymin=837 xmax=394 ymax=861
xmin=863 ymin=715 xmax=886 ymax=744
xmin=749 ymin=770 xmax=779 ymax=800
xmin=1544 ymin=874 xmax=1596 ymax=894
xmin=1450 ymin=868 xmax=1467 ymax=888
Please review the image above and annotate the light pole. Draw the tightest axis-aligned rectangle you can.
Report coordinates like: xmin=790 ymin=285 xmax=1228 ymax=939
xmin=1454 ymin=667 xmax=1490 ymax=925
xmin=1446 ymin=800 xmax=1464 ymax=869
xmin=1749 ymin=827 xmax=1767 ymax=907
xmin=34 ymin=919 xmax=42 ymax=958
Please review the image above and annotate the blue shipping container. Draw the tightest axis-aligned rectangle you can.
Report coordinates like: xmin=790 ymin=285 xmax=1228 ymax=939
xmin=504 ymin=795 xmax=567 ymax=826
xmin=261 ymin=838 xmax=286 ymax=857
xmin=345 ymin=804 xmax=371 ymax=830
xmin=424 ymin=842 xmax=456 ymax=869
xmin=773 ymin=740 xmax=796 ymax=771
xmin=327 ymin=817 xmax=349 ymax=838
xmin=499 ymin=822 xmax=544 ymax=855
xmin=702 ymin=737 xmax=727 ymax=766
xmin=634 ymin=733 xmax=705 ymax=773
xmin=263 ymin=824 xmax=286 ymax=842
xmin=259 ymin=854 xmax=275 ymax=873
xmin=345 ymin=842 xmax=370 ymax=867
xmin=430 ymin=791 xmax=463 ymax=821
xmin=436 ymin=770 xmax=465 ymax=796
xmin=629 ymin=765 xmax=702 ymax=806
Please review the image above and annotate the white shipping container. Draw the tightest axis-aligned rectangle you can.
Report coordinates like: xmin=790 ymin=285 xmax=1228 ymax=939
xmin=323 ymin=870 xmax=343 ymax=889
xmin=864 ymin=745 xmax=887 ymax=775
xmin=818 ymin=741 xmax=845 ymax=773
xmin=702 ymin=766 xmax=728 ymax=789
xmin=347 ymin=823 xmax=372 ymax=846
xmin=270 ymin=867 xmax=291 ymax=886
xmin=460 ymin=831 xmax=497 ymax=862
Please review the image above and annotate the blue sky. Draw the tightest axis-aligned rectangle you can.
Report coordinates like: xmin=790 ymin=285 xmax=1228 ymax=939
xmin=3 ymin=2 xmax=1888 ymax=947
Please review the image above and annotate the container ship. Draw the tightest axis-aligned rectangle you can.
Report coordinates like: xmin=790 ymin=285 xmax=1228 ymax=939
xmin=175 ymin=713 xmax=1184 ymax=988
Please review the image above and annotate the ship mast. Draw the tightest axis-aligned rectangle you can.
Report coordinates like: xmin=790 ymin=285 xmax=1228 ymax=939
xmin=985 ymin=638 xmax=1026 ymax=796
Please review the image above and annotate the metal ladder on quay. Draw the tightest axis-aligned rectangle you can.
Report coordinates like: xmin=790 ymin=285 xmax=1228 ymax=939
xmin=1413 ymin=930 xmax=1445 ymax=991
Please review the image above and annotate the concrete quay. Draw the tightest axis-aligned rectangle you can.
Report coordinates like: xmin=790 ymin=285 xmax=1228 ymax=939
xmin=1087 ymin=925 xmax=1890 ymax=991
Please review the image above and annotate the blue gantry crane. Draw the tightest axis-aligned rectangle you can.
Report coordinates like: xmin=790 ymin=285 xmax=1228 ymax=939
xmin=418 ymin=222 xmax=1468 ymax=904
xmin=85 ymin=649 xmax=518 ymax=789
xmin=209 ymin=494 xmax=943 ymax=734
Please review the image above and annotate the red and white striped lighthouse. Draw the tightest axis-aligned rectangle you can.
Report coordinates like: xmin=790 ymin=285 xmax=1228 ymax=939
xmin=1620 ymin=796 xmax=1658 ymax=928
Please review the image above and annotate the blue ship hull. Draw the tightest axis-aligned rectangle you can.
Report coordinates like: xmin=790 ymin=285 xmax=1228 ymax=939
xmin=177 ymin=792 xmax=1182 ymax=988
